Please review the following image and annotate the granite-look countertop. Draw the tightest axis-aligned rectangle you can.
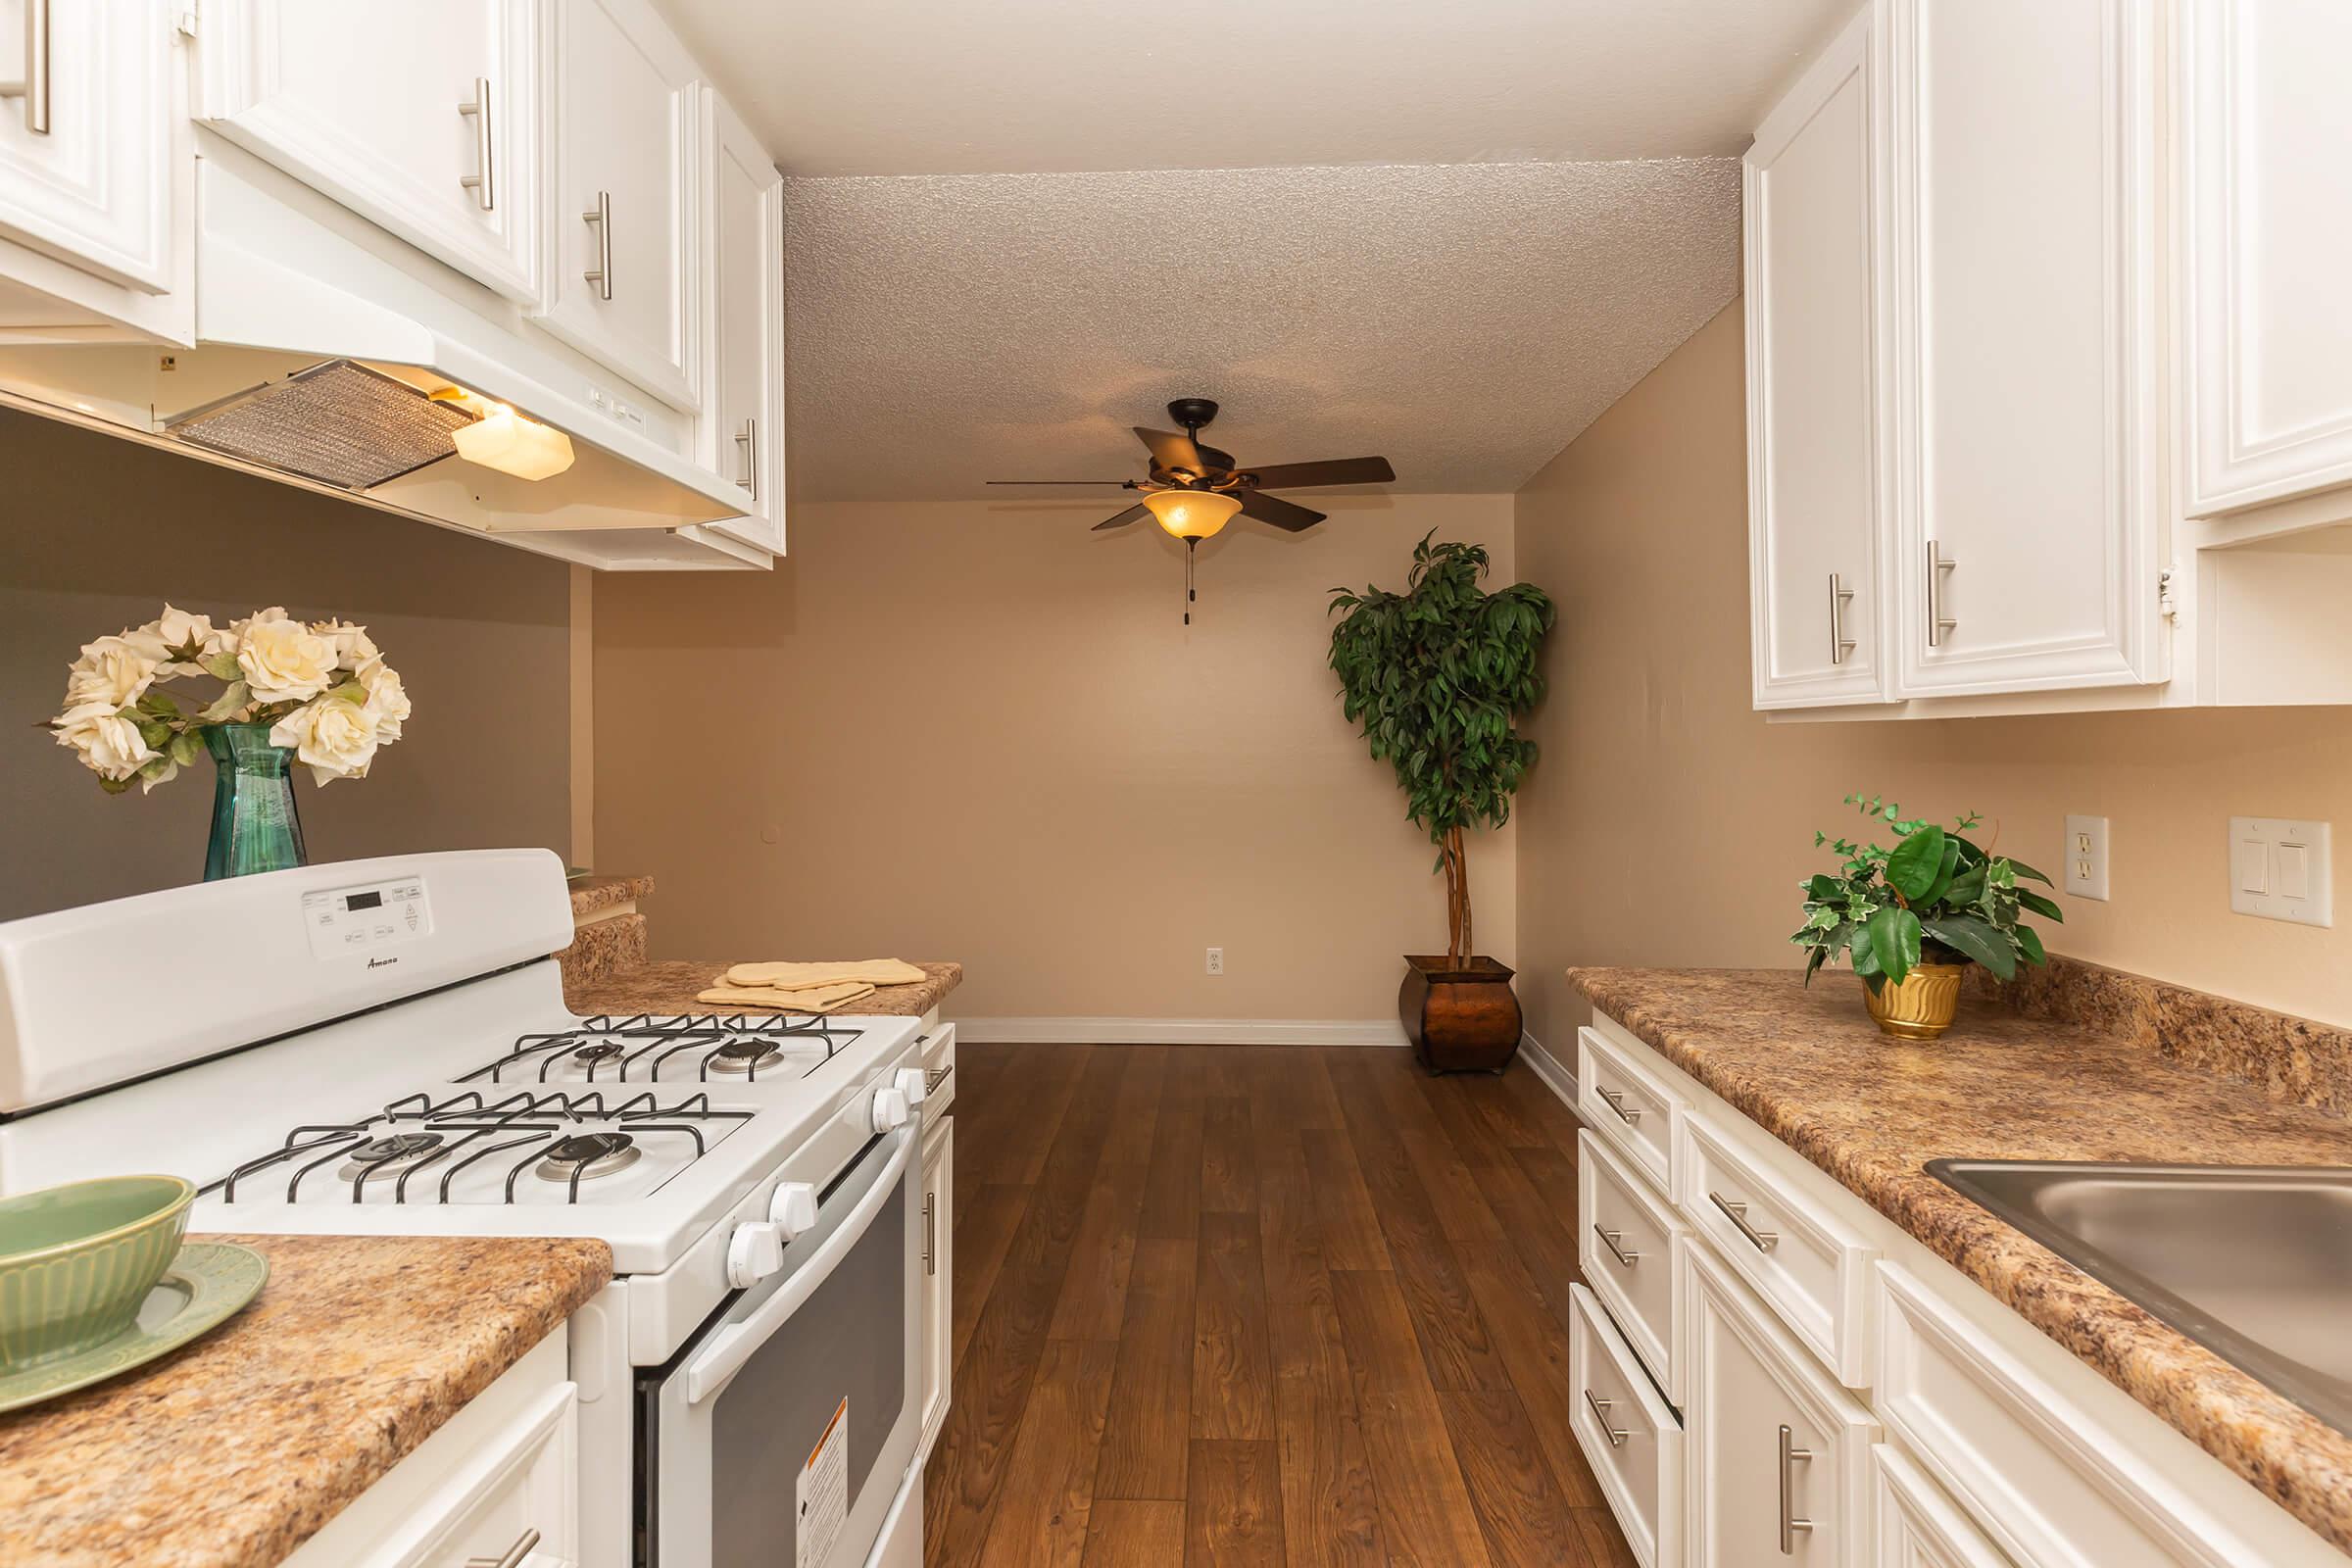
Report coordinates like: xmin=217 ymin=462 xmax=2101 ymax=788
xmin=1570 ymin=966 xmax=2352 ymax=1553
xmin=567 ymin=873 xmax=654 ymax=921
xmin=0 ymin=1233 xmax=610 ymax=1568
xmin=567 ymin=958 xmax=962 ymax=1019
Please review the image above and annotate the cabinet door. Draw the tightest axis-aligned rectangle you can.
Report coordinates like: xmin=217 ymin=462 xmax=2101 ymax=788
xmin=538 ymin=0 xmax=699 ymax=411
xmin=1744 ymin=7 xmax=1886 ymax=709
xmin=0 ymin=0 xmax=172 ymax=291
xmin=195 ymin=0 xmax=540 ymax=305
xmin=1685 ymin=1248 xmax=1875 ymax=1568
xmin=1872 ymin=1446 xmax=2010 ymax=1568
xmin=918 ymin=1113 xmax=955 ymax=1452
xmin=700 ymin=89 xmax=783 ymax=553
xmin=1885 ymin=0 xmax=2166 ymax=697
xmin=2183 ymin=0 xmax=2352 ymax=514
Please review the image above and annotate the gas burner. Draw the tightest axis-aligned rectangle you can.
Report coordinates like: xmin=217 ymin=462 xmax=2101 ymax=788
xmin=336 ymin=1131 xmax=445 ymax=1181
xmin=535 ymin=1131 xmax=641 ymax=1184
xmin=569 ymin=1041 xmax=627 ymax=1072
xmin=705 ymin=1038 xmax=785 ymax=1076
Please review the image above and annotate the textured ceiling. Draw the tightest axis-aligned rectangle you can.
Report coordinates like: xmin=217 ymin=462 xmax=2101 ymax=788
xmin=782 ymin=160 xmax=1742 ymax=502
xmin=657 ymin=0 xmax=1850 ymax=176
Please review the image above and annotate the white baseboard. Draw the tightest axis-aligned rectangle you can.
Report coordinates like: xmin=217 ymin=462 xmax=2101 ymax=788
xmin=1517 ymin=1028 xmax=1580 ymax=1106
xmin=951 ymin=1016 xmax=1410 ymax=1047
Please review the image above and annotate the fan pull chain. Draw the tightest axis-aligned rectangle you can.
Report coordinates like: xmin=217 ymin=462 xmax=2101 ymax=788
xmin=1184 ymin=538 xmax=1197 ymax=625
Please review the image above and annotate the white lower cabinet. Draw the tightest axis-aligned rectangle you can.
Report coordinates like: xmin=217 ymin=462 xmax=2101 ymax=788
xmin=1570 ymin=1283 xmax=1685 ymax=1568
xmin=1874 ymin=1443 xmax=2012 ymax=1568
xmin=917 ymin=1109 xmax=955 ymax=1454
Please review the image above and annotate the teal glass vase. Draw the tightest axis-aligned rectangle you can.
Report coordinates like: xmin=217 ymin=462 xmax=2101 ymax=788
xmin=202 ymin=721 xmax=308 ymax=881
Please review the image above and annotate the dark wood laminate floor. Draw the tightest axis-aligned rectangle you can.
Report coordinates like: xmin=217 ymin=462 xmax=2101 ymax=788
xmin=924 ymin=1043 xmax=1641 ymax=1568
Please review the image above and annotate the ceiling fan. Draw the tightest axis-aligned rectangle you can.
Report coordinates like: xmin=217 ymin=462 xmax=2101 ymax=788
xmin=987 ymin=398 xmax=1396 ymax=621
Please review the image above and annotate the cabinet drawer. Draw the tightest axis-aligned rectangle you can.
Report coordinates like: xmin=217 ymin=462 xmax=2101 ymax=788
xmin=1874 ymin=1444 xmax=2010 ymax=1568
xmin=1680 ymin=1107 xmax=1876 ymax=1387
xmin=1579 ymin=1128 xmax=1690 ymax=1404
xmin=917 ymin=1022 xmax=956 ymax=1121
xmin=1570 ymin=1284 xmax=1685 ymax=1568
xmin=1684 ymin=1246 xmax=1876 ymax=1568
xmin=1579 ymin=1024 xmax=1686 ymax=1199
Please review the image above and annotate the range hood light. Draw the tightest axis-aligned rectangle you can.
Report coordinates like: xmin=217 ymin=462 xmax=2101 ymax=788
xmin=449 ymin=400 xmax=576 ymax=481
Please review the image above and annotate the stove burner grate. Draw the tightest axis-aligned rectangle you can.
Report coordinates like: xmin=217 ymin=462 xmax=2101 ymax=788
xmin=465 ymin=1012 xmax=860 ymax=1084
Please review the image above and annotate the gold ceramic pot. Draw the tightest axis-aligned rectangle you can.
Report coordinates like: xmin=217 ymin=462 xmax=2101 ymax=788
xmin=1865 ymin=962 xmax=1965 ymax=1040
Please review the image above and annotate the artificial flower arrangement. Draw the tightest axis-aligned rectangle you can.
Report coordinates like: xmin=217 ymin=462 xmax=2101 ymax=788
xmin=48 ymin=605 xmax=410 ymax=793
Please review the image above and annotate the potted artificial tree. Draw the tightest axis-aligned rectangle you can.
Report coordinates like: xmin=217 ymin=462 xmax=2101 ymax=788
xmin=1329 ymin=532 xmax=1555 ymax=1073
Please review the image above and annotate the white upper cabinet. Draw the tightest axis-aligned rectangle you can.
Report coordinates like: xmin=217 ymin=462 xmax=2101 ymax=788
xmin=537 ymin=0 xmax=700 ymax=412
xmin=1882 ymin=0 xmax=2165 ymax=697
xmin=2182 ymin=0 xmax=2352 ymax=516
xmin=0 ymin=0 xmax=173 ymax=292
xmin=195 ymin=0 xmax=542 ymax=306
xmin=699 ymin=87 xmax=783 ymax=554
xmin=1744 ymin=8 xmax=1885 ymax=709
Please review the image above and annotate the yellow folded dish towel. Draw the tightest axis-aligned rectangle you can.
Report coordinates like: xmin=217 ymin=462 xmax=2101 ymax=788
xmin=723 ymin=959 xmax=928 ymax=992
xmin=697 ymin=980 xmax=878 ymax=1014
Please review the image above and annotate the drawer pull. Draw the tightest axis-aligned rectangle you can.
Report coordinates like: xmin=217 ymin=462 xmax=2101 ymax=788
xmin=1777 ymin=1424 xmax=1814 ymax=1553
xmin=922 ymin=1192 xmax=937 ymax=1275
xmin=466 ymin=1527 xmax=541 ymax=1568
xmin=1709 ymin=1191 xmax=1779 ymax=1252
xmin=1595 ymin=1086 xmax=1642 ymax=1124
xmin=1591 ymin=1223 xmax=1642 ymax=1268
xmin=925 ymin=1063 xmax=953 ymax=1094
xmin=1582 ymin=1388 xmax=1628 ymax=1448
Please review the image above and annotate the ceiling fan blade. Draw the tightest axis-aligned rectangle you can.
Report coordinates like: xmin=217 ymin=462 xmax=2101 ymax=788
xmin=1238 ymin=490 xmax=1326 ymax=532
xmin=985 ymin=479 xmax=1135 ymax=486
xmin=1134 ymin=427 xmax=1206 ymax=475
xmin=1091 ymin=503 xmax=1152 ymax=531
xmin=1237 ymin=456 xmax=1396 ymax=489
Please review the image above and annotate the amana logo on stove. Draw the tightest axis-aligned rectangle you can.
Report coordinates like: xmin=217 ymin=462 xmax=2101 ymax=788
xmin=366 ymin=956 xmax=399 ymax=969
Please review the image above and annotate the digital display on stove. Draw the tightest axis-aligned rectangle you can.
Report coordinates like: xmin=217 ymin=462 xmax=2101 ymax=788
xmin=344 ymin=891 xmax=383 ymax=911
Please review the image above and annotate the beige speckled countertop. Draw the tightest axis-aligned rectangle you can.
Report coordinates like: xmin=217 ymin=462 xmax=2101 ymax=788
xmin=566 ymin=958 xmax=962 ymax=1019
xmin=1571 ymin=966 xmax=2352 ymax=1554
xmin=0 ymin=1234 xmax=610 ymax=1568
xmin=567 ymin=873 xmax=654 ymax=921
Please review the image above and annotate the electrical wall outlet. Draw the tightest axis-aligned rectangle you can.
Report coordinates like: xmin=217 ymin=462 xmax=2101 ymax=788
xmin=1205 ymin=947 xmax=1224 ymax=976
xmin=2063 ymin=815 xmax=2110 ymax=901
xmin=2229 ymin=817 xmax=2332 ymax=928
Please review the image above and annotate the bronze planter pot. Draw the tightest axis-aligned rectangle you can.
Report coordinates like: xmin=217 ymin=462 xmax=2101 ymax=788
xmin=1864 ymin=960 xmax=1967 ymax=1040
xmin=1399 ymin=955 xmax=1524 ymax=1073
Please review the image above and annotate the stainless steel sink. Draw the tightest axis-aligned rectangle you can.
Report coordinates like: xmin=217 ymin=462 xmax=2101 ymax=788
xmin=1927 ymin=1161 xmax=2352 ymax=1435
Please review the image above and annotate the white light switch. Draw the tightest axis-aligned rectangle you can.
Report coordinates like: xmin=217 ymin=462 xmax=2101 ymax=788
xmin=2229 ymin=817 xmax=2331 ymax=927
xmin=2063 ymin=814 xmax=2109 ymax=901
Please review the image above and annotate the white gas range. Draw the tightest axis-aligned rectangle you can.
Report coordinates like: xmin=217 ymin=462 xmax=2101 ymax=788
xmin=0 ymin=850 xmax=931 ymax=1568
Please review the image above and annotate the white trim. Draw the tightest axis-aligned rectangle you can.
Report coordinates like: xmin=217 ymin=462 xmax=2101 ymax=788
xmin=950 ymin=1016 xmax=1409 ymax=1048
xmin=1517 ymin=1028 xmax=1580 ymax=1105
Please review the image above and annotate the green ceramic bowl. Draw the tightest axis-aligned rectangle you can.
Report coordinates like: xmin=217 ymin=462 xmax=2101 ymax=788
xmin=0 ymin=1174 xmax=195 ymax=1371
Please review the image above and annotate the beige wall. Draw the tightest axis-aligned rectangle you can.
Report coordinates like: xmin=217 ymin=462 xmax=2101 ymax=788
xmin=1 ymin=409 xmax=572 ymax=918
xmin=1513 ymin=303 xmax=2352 ymax=1048
xmin=591 ymin=493 xmax=1518 ymax=1020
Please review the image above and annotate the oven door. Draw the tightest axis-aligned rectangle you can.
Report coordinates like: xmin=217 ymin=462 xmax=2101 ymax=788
xmin=643 ymin=1124 xmax=921 ymax=1568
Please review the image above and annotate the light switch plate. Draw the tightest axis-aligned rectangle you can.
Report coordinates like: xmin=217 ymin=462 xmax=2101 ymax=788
xmin=2229 ymin=817 xmax=2332 ymax=927
xmin=2064 ymin=814 xmax=2110 ymax=901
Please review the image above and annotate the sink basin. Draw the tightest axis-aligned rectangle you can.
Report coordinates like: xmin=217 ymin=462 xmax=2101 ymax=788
xmin=1927 ymin=1160 xmax=2352 ymax=1435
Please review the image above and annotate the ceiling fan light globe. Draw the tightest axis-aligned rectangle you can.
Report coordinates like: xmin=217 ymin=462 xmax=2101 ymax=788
xmin=1143 ymin=489 xmax=1241 ymax=540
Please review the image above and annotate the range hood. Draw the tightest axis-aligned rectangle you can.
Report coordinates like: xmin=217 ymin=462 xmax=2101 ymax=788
xmin=0 ymin=158 xmax=766 ymax=571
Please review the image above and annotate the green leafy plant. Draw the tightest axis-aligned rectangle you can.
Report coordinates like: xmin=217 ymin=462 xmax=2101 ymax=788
xmin=1793 ymin=793 xmax=2062 ymax=989
xmin=1329 ymin=532 xmax=1555 ymax=967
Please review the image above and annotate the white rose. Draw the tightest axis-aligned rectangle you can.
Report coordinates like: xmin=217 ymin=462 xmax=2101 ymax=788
xmin=53 ymin=702 xmax=157 ymax=781
xmin=62 ymin=635 xmax=161 ymax=710
xmin=130 ymin=604 xmax=225 ymax=676
xmin=270 ymin=695 xmax=380 ymax=785
xmin=236 ymin=612 xmax=336 ymax=703
xmin=315 ymin=618 xmax=379 ymax=672
xmin=357 ymin=657 xmax=410 ymax=743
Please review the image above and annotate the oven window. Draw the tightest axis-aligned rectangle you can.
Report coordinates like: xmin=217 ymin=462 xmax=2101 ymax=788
xmin=709 ymin=1180 xmax=908 ymax=1567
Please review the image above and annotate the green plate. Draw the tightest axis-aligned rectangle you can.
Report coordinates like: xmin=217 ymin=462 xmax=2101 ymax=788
xmin=0 ymin=1242 xmax=269 ymax=1415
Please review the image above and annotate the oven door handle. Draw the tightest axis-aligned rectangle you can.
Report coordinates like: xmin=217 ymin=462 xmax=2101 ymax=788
xmin=683 ymin=1126 xmax=916 ymax=1406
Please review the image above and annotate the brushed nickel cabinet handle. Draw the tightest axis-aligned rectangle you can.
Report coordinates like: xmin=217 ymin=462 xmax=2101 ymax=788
xmin=1778 ymin=1424 xmax=1815 ymax=1553
xmin=924 ymin=1063 xmax=953 ymax=1094
xmin=736 ymin=416 xmax=758 ymax=499
xmin=458 ymin=77 xmax=495 ymax=210
xmin=921 ymin=1192 xmax=936 ymax=1275
xmin=1596 ymin=1086 xmax=1642 ymax=1125
xmin=1592 ymin=1223 xmax=1642 ymax=1268
xmin=1709 ymin=1191 xmax=1779 ymax=1252
xmin=0 ymin=0 xmax=49 ymax=134
xmin=1927 ymin=540 xmax=1957 ymax=647
xmin=582 ymin=190 xmax=612 ymax=299
xmin=466 ymin=1526 xmax=541 ymax=1568
xmin=1828 ymin=572 xmax=1855 ymax=665
xmin=1582 ymin=1388 xmax=1627 ymax=1447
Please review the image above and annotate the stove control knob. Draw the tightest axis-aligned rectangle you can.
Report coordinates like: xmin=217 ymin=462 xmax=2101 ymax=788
xmin=893 ymin=1067 xmax=929 ymax=1108
xmin=870 ymin=1085 xmax=911 ymax=1134
xmin=726 ymin=1221 xmax=786 ymax=1289
xmin=768 ymin=1181 xmax=819 ymax=1240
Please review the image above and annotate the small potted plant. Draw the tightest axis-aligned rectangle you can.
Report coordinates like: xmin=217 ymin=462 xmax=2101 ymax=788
xmin=1329 ymin=532 xmax=1554 ymax=1072
xmin=1792 ymin=794 xmax=2062 ymax=1039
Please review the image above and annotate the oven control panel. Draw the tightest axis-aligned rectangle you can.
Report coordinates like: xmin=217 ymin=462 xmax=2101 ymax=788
xmin=300 ymin=874 xmax=431 ymax=960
